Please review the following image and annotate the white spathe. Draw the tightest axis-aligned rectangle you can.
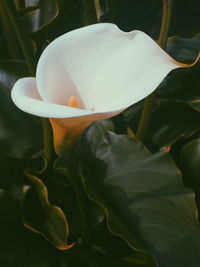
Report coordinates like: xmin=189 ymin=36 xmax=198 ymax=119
xmin=11 ymin=23 xmax=195 ymax=155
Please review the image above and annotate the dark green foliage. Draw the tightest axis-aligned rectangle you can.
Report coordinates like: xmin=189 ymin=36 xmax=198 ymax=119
xmin=0 ymin=0 xmax=200 ymax=266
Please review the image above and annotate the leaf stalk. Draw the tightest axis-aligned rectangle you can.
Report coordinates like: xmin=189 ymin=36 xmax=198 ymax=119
xmin=136 ymin=0 xmax=173 ymax=141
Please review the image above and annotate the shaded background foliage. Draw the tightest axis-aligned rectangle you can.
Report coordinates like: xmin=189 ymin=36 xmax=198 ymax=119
xmin=0 ymin=0 xmax=200 ymax=266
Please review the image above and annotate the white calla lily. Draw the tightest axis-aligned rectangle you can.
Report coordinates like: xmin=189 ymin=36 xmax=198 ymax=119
xmin=11 ymin=23 xmax=197 ymax=155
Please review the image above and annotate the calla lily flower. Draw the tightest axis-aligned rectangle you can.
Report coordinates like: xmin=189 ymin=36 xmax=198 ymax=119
xmin=11 ymin=23 xmax=198 ymax=155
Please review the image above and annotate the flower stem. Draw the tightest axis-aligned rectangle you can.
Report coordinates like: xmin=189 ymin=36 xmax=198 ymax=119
xmin=42 ymin=118 xmax=55 ymax=165
xmin=82 ymin=0 xmax=98 ymax=26
xmin=136 ymin=0 xmax=173 ymax=141
xmin=2 ymin=0 xmax=36 ymax=75
xmin=158 ymin=0 xmax=173 ymax=49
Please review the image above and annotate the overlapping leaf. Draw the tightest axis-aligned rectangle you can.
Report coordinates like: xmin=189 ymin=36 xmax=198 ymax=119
xmin=157 ymin=64 xmax=200 ymax=102
xmin=21 ymin=172 xmax=74 ymax=250
xmin=166 ymin=34 xmax=200 ymax=63
xmin=76 ymin=123 xmax=200 ymax=267
xmin=21 ymin=0 xmax=59 ymax=34
xmin=180 ymin=138 xmax=200 ymax=213
xmin=158 ymin=34 xmax=200 ymax=102
xmin=144 ymin=100 xmax=200 ymax=151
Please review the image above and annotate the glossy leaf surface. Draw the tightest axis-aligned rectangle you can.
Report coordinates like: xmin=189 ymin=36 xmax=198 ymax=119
xmin=180 ymin=138 xmax=200 ymax=214
xmin=166 ymin=34 xmax=200 ymax=63
xmin=76 ymin=123 xmax=200 ymax=267
xmin=157 ymin=64 xmax=200 ymax=102
xmin=181 ymin=138 xmax=200 ymax=180
xmin=144 ymin=100 xmax=200 ymax=150
xmin=22 ymin=0 xmax=59 ymax=34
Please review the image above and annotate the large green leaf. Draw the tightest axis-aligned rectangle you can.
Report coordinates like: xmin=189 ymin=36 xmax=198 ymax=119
xmin=21 ymin=0 xmax=59 ymax=34
xmin=181 ymin=138 xmax=200 ymax=180
xmin=25 ymin=0 xmax=39 ymax=7
xmin=76 ymin=123 xmax=200 ymax=267
xmin=166 ymin=34 xmax=200 ymax=63
xmin=0 ymin=60 xmax=42 ymax=158
xmin=144 ymin=100 xmax=200 ymax=151
xmin=157 ymin=34 xmax=200 ymax=102
xmin=21 ymin=172 xmax=74 ymax=250
xmin=157 ymin=63 xmax=200 ymax=102
xmin=0 ymin=189 xmax=63 ymax=267
xmin=180 ymin=138 xmax=200 ymax=213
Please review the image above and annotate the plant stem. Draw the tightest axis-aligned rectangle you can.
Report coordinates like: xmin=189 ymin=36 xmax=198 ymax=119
xmin=2 ymin=0 xmax=36 ymax=75
xmin=158 ymin=0 xmax=173 ymax=49
xmin=82 ymin=0 xmax=98 ymax=26
xmin=136 ymin=0 xmax=173 ymax=141
xmin=43 ymin=118 xmax=54 ymax=165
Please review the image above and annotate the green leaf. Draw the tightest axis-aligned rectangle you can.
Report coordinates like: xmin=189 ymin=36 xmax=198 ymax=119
xmin=180 ymin=138 xmax=200 ymax=211
xmin=122 ymin=101 xmax=144 ymax=134
xmin=166 ymin=34 xmax=200 ymax=63
xmin=0 ymin=190 xmax=62 ymax=267
xmin=181 ymin=138 xmax=200 ymax=180
xmin=21 ymin=172 xmax=74 ymax=250
xmin=0 ymin=60 xmax=42 ymax=158
xmin=13 ymin=0 xmax=25 ymax=9
xmin=0 ymin=60 xmax=29 ymax=87
xmin=157 ymin=63 xmax=200 ymax=102
xmin=144 ymin=100 xmax=200 ymax=151
xmin=87 ymin=221 xmax=154 ymax=267
xmin=188 ymin=101 xmax=200 ymax=112
xmin=25 ymin=0 xmax=39 ymax=7
xmin=76 ymin=122 xmax=200 ymax=267
xmin=21 ymin=0 xmax=59 ymax=34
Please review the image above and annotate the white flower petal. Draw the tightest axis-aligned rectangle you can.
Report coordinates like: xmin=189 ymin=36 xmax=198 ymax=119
xmin=11 ymin=77 xmax=121 ymax=154
xmin=11 ymin=77 xmax=121 ymax=119
xmin=12 ymin=23 xmax=199 ymax=154
xmin=36 ymin=23 xmax=184 ymax=113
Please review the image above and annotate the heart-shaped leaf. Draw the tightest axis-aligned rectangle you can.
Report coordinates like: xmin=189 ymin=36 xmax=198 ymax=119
xmin=21 ymin=172 xmax=74 ymax=250
xmin=76 ymin=122 xmax=200 ymax=267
